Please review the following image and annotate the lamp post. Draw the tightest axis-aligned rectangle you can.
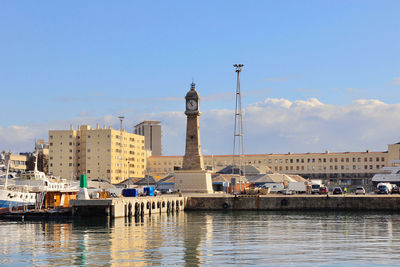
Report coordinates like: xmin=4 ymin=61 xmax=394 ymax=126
xmin=145 ymin=150 xmax=150 ymax=187
xmin=118 ymin=116 xmax=124 ymax=181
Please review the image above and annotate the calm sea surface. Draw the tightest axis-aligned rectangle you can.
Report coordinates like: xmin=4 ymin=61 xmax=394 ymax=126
xmin=1 ymin=211 xmax=400 ymax=266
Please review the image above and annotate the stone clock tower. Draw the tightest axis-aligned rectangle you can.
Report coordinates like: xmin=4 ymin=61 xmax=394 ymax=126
xmin=175 ymin=82 xmax=213 ymax=194
xmin=182 ymin=82 xmax=204 ymax=170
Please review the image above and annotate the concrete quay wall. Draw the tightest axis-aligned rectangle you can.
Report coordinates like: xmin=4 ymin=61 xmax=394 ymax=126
xmin=185 ymin=195 xmax=400 ymax=211
xmin=71 ymin=196 xmax=185 ymax=218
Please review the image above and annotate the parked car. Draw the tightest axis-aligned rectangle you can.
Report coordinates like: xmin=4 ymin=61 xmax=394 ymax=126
xmin=311 ymin=183 xmax=322 ymax=194
xmin=160 ymin=188 xmax=174 ymax=194
xmin=319 ymin=186 xmax=329 ymax=194
xmin=332 ymin=187 xmax=343 ymax=195
xmin=376 ymin=183 xmax=392 ymax=194
xmin=355 ymin=186 xmax=366 ymax=195
xmin=391 ymin=186 xmax=400 ymax=194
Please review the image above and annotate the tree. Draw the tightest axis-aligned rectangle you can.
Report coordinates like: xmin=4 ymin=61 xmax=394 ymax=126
xmin=26 ymin=152 xmax=49 ymax=174
xmin=38 ymin=152 xmax=49 ymax=174
xmin=26 ymin=155 xmax=35 ymax=171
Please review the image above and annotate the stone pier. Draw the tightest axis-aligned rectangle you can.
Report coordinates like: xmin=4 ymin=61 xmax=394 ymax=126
xmin=185 ymin=194 xmax=400 ymax=211
xmin=71 ymin=196 xmax=185 ymax=218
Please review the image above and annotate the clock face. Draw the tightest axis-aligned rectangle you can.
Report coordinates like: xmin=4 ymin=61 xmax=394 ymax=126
xmin=186 ymin=99 xmax=198 ymax=111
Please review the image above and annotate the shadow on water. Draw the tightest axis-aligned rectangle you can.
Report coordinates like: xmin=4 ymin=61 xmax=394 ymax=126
xmin=72 ymin=217 xmax=111 ymax=228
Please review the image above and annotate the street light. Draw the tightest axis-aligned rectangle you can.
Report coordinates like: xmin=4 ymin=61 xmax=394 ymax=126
xmin=118 ymin=115 xmax=125 ymax=181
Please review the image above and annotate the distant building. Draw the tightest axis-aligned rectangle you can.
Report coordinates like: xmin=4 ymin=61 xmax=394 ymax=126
xmin=147 ymin=142 xmax=400 ymax=188
xmin=134 ymin=121 xmax=162 ymax=156
xmin=0 ymin=152 xmax=27 ymax=172
xmin=10 ymin=154 xmax=27 ymax=172
xmin=36 ymin=139 xmax=49 ymax=156
xmin=49 ymin=124 xmax=146 ymax=184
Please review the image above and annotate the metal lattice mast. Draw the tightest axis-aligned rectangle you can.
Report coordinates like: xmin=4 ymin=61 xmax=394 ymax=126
xmin=232 ymin=64 xmax=245 ymax=178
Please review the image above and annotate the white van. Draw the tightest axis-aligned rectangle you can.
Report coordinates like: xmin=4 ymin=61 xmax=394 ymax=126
xmin=261 ymin=183 xmax=284 ymax=193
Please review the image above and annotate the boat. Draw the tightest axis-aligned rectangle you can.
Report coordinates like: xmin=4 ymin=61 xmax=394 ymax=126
xmin=0 ymin=186 xmax=36 ymax=209
xmin=0 ymin=156 xmax=36 ymax=209
xmin=13 ymin=145 xmax=79 ymax=193
xmin=0 ymin=172 xmax=19 ymax=187
xmin=371 ymin=160 xmax=400 ymax=186
xmin=0 ymin=146 xmax=79 ymax=211
xmin=15 ymin=170 xmax=79 ymax=193
xmin=0 ymin=172 xmax=19 ymax=180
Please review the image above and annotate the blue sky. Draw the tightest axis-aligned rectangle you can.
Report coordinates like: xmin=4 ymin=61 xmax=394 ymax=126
xmin=1 ymin=1 xmax=400 ymax=154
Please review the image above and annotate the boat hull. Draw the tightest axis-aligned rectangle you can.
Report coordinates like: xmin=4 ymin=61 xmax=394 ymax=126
xmin=0 ymin=189 xmax=36 ymax=208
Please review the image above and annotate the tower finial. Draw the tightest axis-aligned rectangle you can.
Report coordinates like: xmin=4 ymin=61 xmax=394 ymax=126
xmin=190 ymin=80 xmax=196 ymax=90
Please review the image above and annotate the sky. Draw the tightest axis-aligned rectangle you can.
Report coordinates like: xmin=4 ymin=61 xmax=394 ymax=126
xmin=0 ymin=1 xmax=400 ymax=155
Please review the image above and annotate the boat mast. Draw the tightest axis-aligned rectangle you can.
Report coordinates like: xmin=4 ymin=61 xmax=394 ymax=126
xmin=34 ymin=140 xmax=38 ymax=172
xmin=4 ymin=152 xmax=10 ymax=189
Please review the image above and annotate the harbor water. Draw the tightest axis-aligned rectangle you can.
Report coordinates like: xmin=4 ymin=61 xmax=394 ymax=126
xmin=1 ymin=211 xmax=400 ymax=266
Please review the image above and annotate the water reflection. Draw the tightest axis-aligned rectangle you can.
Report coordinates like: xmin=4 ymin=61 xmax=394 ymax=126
xmin=1 ymin=211 xmax=400 ymax=265
xmin=108 ymin=213 xmax=186 ymax=266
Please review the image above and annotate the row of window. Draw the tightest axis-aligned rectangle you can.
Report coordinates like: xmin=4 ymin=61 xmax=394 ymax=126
xmin=11 ymin=160 xmax=26 ymax=165
xmin=50 ymin=148 xmax=146 ymax=155
xmin=50 ymin=134 xmax=144 ymax=141
xmin=271 ymin=164 xmax=384 ymax=172
xmin=50 ymin=162 xmax=144 ymax=168
xmin=148 ymin=163 xmax=384 ymax=174
xmin=151 ymin=156 xmax=387 ymax=167
xmin=51 ymin=168 xmax=143 ymax=176
xmin=50 ymin=134 xmax=111 ymax=139
xmin=265 ymin=157 xmax=385 ymax=164
xmin=153 ymin=161 xmax=182 ymax=166
xmin=50 ymin=141 xmax=112 ymax=146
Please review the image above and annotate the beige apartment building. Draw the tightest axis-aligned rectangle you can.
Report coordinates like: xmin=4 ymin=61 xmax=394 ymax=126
xmin=9 ymin=154 xmax=27 ymax=172
xmin=1 ymin=152 xmax=27 ymax=172
xmin=49 ymin=125 xmax=146 ymax=184
xmin=147 ymin=142 xmax=400 ymax=186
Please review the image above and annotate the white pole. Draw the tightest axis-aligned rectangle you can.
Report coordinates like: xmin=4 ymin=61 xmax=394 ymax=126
xmin=4 ymin=154 xmax=10 ymax=189
xmin=34 ymin=141 xmax=38 ymax=172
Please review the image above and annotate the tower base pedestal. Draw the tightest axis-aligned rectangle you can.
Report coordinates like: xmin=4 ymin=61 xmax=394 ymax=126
xmin=174 ymin=170 xmax=214 ymax=194
xmin=77 ymin=188 xmax=90 ymax=200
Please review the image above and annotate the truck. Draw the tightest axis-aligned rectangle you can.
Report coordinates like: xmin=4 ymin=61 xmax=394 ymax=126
xmin=311 ymin=180 xmax=323 ymax=194
xmin=261 ymin=182 xmax=307 ymax=194
xmin=376 ymin=183 xmax=393 ymax=194
xmin=287 ymin=182 xmax=307 ymax=194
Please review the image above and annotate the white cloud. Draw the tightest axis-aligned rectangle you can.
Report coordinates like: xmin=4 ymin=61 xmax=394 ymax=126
xmin=201 ymin=97 xmax=400 ymax=155
xmin=391 ymin=77 xmax=400 ymax=85
xmin=254 ymin=98 xmax=292 ymax=108
xmin=0 ymin=125 xmax=38 ymax=152
xmin=351 ymin=99 xmax=385 ymax=106
xmin=242 ymin=98 xmax=400 ymax=154
xmin=2 ymin=98 xmax=400 ymax=156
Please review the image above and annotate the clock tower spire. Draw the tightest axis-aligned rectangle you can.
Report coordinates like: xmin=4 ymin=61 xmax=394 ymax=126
xmin=174 ymin=81 xmax=213 ymax=194
xmin=182 ymin=81 xmax=204 ymax=170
